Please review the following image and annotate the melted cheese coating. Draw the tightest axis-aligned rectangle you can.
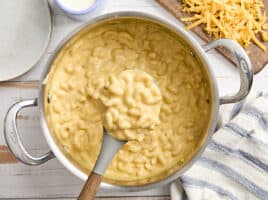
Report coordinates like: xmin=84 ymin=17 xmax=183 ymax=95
xmin=88 ymin=70 xmax=162 ymax=140
xmin=44 ymin=18 xmax=212 ymax=185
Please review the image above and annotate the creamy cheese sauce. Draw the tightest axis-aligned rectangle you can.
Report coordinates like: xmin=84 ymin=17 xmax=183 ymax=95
xmin=44 ymin=18 xmax=212 ymax=185
xmin=88 ymin=69 xmax=162 ymax=140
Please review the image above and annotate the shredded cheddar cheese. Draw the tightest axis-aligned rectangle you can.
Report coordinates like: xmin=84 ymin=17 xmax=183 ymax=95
xmin=181 ymin=0 xmax=268 ymax=51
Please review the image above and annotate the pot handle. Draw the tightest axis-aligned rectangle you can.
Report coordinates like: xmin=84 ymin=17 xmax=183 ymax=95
xmin=203 ymin=39 xmax=253 ymax=104
xmin=4 ymin=99 xmax=55 ymax=165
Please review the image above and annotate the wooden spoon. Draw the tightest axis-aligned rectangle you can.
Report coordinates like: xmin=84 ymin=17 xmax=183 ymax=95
xmin=78 ymin=128 xmax=125 ymax=200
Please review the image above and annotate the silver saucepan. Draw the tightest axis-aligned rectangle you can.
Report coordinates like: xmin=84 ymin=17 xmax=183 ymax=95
xmin=4 ymin=12 xmax=253 ymax=191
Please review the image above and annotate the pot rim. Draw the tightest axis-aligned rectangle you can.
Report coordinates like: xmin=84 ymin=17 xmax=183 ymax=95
xmin=38 ymin=11 xmax=219 ymax=191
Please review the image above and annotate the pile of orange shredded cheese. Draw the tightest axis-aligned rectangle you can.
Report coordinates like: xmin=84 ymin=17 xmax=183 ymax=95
xmin=181 ymin=0 xmax=268 ymax=51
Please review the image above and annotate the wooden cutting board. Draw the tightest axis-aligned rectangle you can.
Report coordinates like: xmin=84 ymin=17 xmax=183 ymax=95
xmin=156 ymin=0 xmax=268 ymax=74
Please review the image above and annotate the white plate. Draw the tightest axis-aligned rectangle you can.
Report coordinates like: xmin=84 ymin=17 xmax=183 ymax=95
xmin=0 ymin=0 xmax=52 ymax=81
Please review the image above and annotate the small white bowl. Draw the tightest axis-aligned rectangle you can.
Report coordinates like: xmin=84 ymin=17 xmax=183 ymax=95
xmin=55 ymin=0 xmax=103 ymax=20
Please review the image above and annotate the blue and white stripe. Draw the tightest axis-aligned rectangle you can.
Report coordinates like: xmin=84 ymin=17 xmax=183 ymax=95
xmin=174 ymin=93 xmax=268 ymax=200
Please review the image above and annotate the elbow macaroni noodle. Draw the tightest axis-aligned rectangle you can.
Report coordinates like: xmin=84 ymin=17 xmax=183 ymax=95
xmin=44 ymin=18 xmax=212 ymax=185
xmin=88 ymin=70 xmax=162 ymax=140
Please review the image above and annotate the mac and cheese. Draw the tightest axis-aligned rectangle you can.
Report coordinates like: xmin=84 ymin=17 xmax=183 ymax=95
xmin=44 ymin=18 xmax=212 ymax=185
xmin=88 ymin=70 xmax=162 ymax=140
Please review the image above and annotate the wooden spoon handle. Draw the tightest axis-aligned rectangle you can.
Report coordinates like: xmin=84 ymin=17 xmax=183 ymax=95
xmin=78 ymin=172 xmax=102 ymax=200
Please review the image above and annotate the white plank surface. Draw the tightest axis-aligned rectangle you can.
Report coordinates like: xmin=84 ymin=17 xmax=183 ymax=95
xmin=0 ymin=0 xmax=268 ymax=199
xmin=0 ymin=84 xmax=170 ymax=198
xmin=20 ymin=197 xmax=170 ymax=200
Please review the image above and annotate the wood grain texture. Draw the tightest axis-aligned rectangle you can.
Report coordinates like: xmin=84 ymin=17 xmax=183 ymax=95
xmin=0 ymin=146 xmax=17 ymax=164
xmin=156 ymin=0 xmax=268 ymax=74
xmin=0 ymin=81 xmax=38 ymax=88
xmin=78 ymin=173 xmax=103 ymax=200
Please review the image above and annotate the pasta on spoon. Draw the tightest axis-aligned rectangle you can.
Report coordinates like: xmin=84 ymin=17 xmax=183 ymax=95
xmin=88 ymin=69 xmax=162 ymax=141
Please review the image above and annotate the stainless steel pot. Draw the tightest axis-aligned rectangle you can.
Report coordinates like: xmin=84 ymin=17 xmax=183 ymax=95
xmin=4 ymin=12 xmax=253 ymax=191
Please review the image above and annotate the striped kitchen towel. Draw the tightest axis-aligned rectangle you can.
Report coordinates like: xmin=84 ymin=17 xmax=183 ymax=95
xmin=171 ymin=92 xmax=268 ymax=200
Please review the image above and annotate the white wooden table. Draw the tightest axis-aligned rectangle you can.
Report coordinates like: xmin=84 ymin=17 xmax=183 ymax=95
xmin=0 ymin=1 xmax=267 ymax=199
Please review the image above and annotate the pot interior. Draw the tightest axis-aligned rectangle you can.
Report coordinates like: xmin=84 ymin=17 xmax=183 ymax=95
xmin=42 ymin=15 xmax=216 ymax=187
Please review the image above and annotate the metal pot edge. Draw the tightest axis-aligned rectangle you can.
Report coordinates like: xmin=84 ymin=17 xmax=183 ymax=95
xmin=37 ymin=11 xmax=220 ymax=192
